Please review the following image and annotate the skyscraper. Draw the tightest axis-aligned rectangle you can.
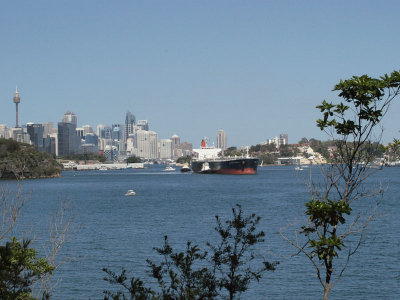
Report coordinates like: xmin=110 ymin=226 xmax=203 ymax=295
xmin=136 ymin=130 xmax=158 ymax=159
xmin=62 ymin=111 xmax=78 ymax=127
xmin=125 ymin=111 xmax=136 ymax=142
xmin=217 ymin=129 xmax=227 ymax=150
xmin=27 ymin=123 xmax=44 ymax=152
xmin=13 ymin=87 xmax=21 ymax=128
xmin=58 ymin=111 xmax=80 ymax=156
xmin=280 ymin=133 xmax=288 ymax=145
xmin=171 ymin=134 xmax=180 ymax=158
xmin=58 ymin=122 xmax=79 ymax=156
xmin=137 ymin=120 xmax=149 ymax=131
xmin=159 ymin=139 xmax=173 ymax=159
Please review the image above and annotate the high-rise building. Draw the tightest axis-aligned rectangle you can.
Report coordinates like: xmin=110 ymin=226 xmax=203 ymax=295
xmin=217 ymin=129 xmax=227 ymax=150
xmin=104 ymin=145 xmax=118 ymax=162
xmin=97 ymin=124 xmax=104 ymax=137
xmin=112 ymin=124 xmax=122 ymax=141
xmin=43 ymin=135 xmax=56 ymax=155
xmin=136 ymin=130 xmax=158 ymax=159
xmin=280 ymin=133 xmax=288 ymax=145
xmin=13 ymin=87 xmax=21 ymax=128
xmin=159 ymin=139 xmax=173 ymax=159
xmin=76 ymin=128 xmax=84 ymax=138
xmin=83 ymin=125 xmax=94 ymax=136
xmin=27 ymin=123 xmax=44 ymax=152
xmin=171 ymin=134 xmax=180 ymax=158
xmin=42 ymin=122 xmax=57 ymax=137
xmin=58 ymin=122 xmax=80 ymax=156
xmin=62 ymin=111 xmax=78 ymax=127
xmin=125 ymin=111 xmax=136 ymax=142
xmin=137 ymin=120 xmax=149 ymax=131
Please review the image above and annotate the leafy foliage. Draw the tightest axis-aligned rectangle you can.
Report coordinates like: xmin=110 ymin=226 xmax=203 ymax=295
xmin=208 ymin=205 xmax=278 ymax=300
xmin=176 ymin=156 xmax=191 ymax=164
xmin=0 ymin=237 xmax=54 ymax=300
xmin=103 ymin=206 xmax=277 ymax=300
xmin=283 ymin=69 xmax=400 ymax=300
xmin=0 ymin=138 xmax=62 ymax=179
xmin=125 ymin=155 xmax=142 ymax=163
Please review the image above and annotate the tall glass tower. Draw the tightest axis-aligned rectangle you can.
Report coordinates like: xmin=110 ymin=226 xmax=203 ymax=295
xmin=124 ymin=111 xmax=136 ymax=142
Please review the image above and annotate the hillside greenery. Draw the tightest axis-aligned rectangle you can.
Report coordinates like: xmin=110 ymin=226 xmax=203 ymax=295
xmin=0 ymin=138 xmax=62 ymax=179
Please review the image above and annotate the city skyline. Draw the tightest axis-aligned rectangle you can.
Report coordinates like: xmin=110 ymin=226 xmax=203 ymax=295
xmin=1 ymin=2 xmax=400 ymax=145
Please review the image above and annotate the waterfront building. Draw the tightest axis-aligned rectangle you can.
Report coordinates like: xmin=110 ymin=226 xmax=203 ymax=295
xmin=104 ymin=145 xmax=118 ymax=161
xmin=136 ymin=130 xmax=158 ymax=159
xmin=159 ymin=139 xmax=173 ymax=159
xmin=217 ymin=129 xmax=227 ymax=150
xmin=62 ymin=111 xmax=78 ymax=127
xmin=27 ymin=123 xmax=44 ymax=152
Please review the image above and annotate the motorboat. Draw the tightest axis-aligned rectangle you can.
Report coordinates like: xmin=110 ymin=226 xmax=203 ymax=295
xmin=163 ymin=165 xmax=176 ymax=171
xmin=295 ymin=166 xmax=304 ymax=171
xmin=181 ymin=163 xmax=191 ymax=172
xmin=125 ymin=190 xmax=136 ymax=196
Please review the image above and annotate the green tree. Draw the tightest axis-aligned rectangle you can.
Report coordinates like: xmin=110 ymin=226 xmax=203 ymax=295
xmin=176 ymin=156 xmax=191 ymax=164
xmin=0 ymin=237 xmax=54 ymax=300
xmin=125 ymin=155 xmax=142 ymax=163
xmin=208 ymin=205 xmax=278 ymax=300
xmin=224 ymin=147 xmax=242 ymax=157
xmin=282 ymin=70 xmax=400 ymax=300
xmin=103 ymin=205 xmax=277 ymax=300
xmin=298 ymin=137 xmax=309 ymax=144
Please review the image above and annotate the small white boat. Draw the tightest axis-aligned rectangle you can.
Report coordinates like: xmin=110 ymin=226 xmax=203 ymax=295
xmin=163 ymin=166 xmax=176 ymax=171
xmin=295 ymin=166 xmax=304 ymax=171
xmin=125 ymin=190 xmax=136 ymax=196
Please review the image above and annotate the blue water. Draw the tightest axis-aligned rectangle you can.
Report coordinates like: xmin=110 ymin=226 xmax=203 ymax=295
xmin=3 ymin=165 xmax=400 ymax=299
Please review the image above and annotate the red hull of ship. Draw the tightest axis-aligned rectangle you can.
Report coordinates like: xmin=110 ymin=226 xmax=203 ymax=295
xmin=214 ymin=168 xmax=257 ymax=175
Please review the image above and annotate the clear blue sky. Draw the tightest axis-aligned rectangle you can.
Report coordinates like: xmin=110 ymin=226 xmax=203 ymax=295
xmin=1 ymin=1 xmax=400 ymax=147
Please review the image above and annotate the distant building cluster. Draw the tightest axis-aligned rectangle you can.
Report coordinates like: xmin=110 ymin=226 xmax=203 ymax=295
xmin=262 ymin=133 xmax=288 ymax=147
xmin=1 ymin=88 xmax=195 ymax=162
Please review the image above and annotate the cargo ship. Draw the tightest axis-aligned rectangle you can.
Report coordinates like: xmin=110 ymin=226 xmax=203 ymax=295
xmin=191 ymin=139 xmax=258 ymax=175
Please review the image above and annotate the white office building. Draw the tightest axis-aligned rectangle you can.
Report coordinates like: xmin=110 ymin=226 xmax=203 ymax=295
xmin=136 ymin=130 xmax=158 ymax=159
xmin=159 ymin=139 xmax=173 ymax=159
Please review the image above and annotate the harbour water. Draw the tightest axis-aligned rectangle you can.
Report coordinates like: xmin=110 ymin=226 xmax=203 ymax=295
xmin=5 ymin=165 xmax=400 ymax=299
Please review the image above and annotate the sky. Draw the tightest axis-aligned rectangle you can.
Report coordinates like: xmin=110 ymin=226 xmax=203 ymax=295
xmin=1 ymin=1 xmax=400 ymax=147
